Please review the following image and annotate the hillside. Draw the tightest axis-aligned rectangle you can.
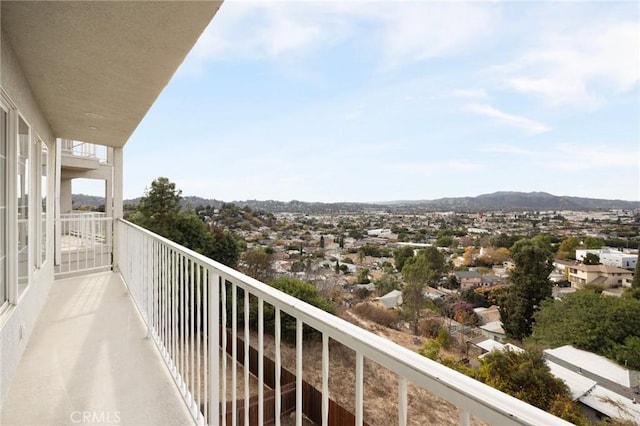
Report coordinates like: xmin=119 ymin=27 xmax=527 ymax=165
xmin=71 ymin=191 xmax=640 ymax=214
xmin=392 ymin=191 xmax=640 ymax=212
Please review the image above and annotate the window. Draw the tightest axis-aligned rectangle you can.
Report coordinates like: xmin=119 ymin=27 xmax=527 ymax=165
xmin=0 ymin=107 xmax=7 ymax=306
xmin=17 ymin=116 xmax=29 ymax=287
xmin=40 ymin=142 xmax=48 ymax=266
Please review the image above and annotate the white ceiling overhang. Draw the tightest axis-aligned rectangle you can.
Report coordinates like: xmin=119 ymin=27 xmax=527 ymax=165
xmin=1 ymin=1 xmax=222 ymax=148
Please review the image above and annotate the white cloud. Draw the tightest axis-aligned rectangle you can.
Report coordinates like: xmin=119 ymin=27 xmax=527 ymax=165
xmin=480 ymin=144 xmax=539 ymax=157
xmin=387 ymin=159 xmax=484 ymax=176
xmin=180 ymin=1 xmax=500 ymax=74
xmin=449 ymin=89 xmax=489 ymax=100
xmin=180 ymin=2 xmax=350 ymax=74
xmin=549 ymin=143 xmax=640 ymax=171
xmin=464 ymin=103 xmax=551 ymax=134
xmin=502 ymin=15 xmax=639 ymax=107
xmin=479 ymin=142 xmax=639 ymax=172
xmin=378 ymin=3 xmax=500 ymax=68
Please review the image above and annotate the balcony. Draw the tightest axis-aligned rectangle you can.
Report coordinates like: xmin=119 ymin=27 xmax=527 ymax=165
xmin=55 ymin=212 xmax=112 ymax=278
xmin=60 ymin=140 xmax=108 ymax=171
xmin=2 ymin=218 xmax=571 ymax=425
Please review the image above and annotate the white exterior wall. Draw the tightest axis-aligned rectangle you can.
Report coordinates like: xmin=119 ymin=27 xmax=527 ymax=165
xmin=599 ymin=252 xmax=637 ymax=270
xmin=575 ymin=249 xmax=600 ymax=262
xmin=0 ymin=29 xmax=56 ymax=406
xmin=576 ymin=248 xmax=637 ymax=270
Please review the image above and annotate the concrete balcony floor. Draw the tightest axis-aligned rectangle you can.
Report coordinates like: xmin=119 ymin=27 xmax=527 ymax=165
xmin=1 ymin=272 xmax=194 ymax=425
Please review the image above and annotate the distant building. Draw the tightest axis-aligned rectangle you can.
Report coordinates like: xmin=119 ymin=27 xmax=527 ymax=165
xmin=423 ymin=286 xmax=446 ymax=300
xmin=473 ymin=305 xmax=501 ymax=326
xmin=455 ymin=271 xmax=503 ymax=291
xmin=376 ymin=289 xmax=403 ymax=309
xmin=479 ymin=321 xmax=506 ymax=342
xmin=576 ymin=248 xmax=638 ymax=270
xmin=543 ymin=346 xmax=640 ymax=423
xmin=454 ymin=271 xmax=481 ymax=290
xmin=566 ymin=264 xmax=633 ymax=288
xmin=467 ymin=227 xmax=489 ymax=234
xmin=367 ymin=228 xmax=393 ymax=237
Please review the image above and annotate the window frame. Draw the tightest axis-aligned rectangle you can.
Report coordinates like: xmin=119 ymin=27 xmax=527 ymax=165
xmin=0 ymin=89 xmax=18 ymax=308
xmin=0 ymin=96 xmax=9 ymax=312
xmin=16 ymin=113 xmax=32 ymax=294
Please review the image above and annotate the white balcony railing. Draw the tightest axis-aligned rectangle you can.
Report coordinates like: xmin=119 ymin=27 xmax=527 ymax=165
xmin=61 ymin=140 xmax=108 ymax=163
xmin=56 ymin=212 xmax=112 ymax=276
xmin=116 ymin=219 xmax=571 ymax=426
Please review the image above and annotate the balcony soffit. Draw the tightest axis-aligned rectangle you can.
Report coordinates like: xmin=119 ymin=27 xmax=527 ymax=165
xmin=1 ymin=1 xmax=222 ymax=148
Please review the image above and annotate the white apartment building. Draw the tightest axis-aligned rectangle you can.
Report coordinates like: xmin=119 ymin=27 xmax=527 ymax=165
xmin=576 ymin=248 xmax=638 ymax=270
xmin=0 ymin=3 xmax=570 ymax=425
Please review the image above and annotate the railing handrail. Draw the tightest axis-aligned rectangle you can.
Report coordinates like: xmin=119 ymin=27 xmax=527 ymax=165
xmin=61 ymin=140 xmax=96 ymax=157
xmin=61 ymin=211 xmax=108 ymax=218
xmin=116 ymin=218 xmax=571 ymax=426
xmin=61 ymin=140 xmax=108 ymax=162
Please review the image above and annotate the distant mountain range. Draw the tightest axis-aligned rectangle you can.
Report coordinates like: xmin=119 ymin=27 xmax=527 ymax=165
xmin=72 ymin=191 xmax=640 ymax=213
xmin=384 ymin=191 xmax=640 ymax=212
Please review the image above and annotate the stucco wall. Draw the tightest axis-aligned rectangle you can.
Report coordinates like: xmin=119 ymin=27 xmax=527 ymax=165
xmin=0 ymin=28 xmax=56 ymax=407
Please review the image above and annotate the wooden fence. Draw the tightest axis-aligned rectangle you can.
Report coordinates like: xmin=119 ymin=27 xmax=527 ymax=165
xmin=222 ymin=328 xmax=370 ymax=425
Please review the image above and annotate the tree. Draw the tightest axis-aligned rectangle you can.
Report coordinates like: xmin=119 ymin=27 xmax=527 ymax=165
xmin=557 ymin=237 xmax=580 ymax=260
xmin=402 ymin=281 xmax=425 ymax=335
xmin=373 ymin=275 xmax=400 ymax=296
xmin=355 ymin=287 xmax=370 ymax=300
xmin=632 ymin=251 xmax=640 ymax=288
xmin=530 ymin=290 xmax=640 ymax=369
xmin=204 ymin=225 xmax=241 ymax=267
xmin=459 ymin=288 xmax=489 ymax=308
xmin=319 ymin=235 xmax=325 ymax=249
xmin=393 ymin=246 xmax=414 ymax=272
xmin=499 ymin=238 xmax=553 ymax=340
xmin=400 ymin=249 xmax=444 ymax=334
xmin=494 ymin=233 xmax=523 ymax=249
xmin=252 ymin=277 xmax=335 ymax=342
xmin=132 ymin=177 xmax=182 ymax=238
xmin=436 ymin=235 xmax=455 ymax=248
xmin=130 ymin=177 xmax=240 ymax=267
xmin=453 ymin=300 xmax=477 ymax=325
xmin=356 ymin=268 xmax=370 ymax=284
xmin=442 ymin=275 xmax=460 ymax=290
xmin=583 ymin=236 xmax=604 ymax=249
xmin=462 ymin=246 xmax=476 ymax=266
xmin=625 ymin=252 xmax=640 ymax=299
xmin=401 ymin=247 xmax=445 ymax=287
xmin=474 ymin=349 xmax=575 ymax=415
xmin=583 ymin=252 xmax=600 ymax=265
xmin=240 ymin=248 xmax=274 ymax=283
xmin=418 ymin=340 xmax=441 ymax=360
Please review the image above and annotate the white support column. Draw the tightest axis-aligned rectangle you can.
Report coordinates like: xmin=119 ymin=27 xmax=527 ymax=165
xmin=112 ymin=147 xmax=123 ymax=270
xmin=59 ymin=178 xmax=72 ymax=214
xmin=54 ymin=139 xmax=62 ymax=266
xmin=105 ymin=147 xmax=113 ymax=219
xmin=112 ymin=146 xmax=123 ymax=219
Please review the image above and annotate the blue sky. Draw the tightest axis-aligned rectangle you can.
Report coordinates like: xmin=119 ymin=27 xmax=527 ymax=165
xmin=113 ymin=1 xmax=639 ymax=202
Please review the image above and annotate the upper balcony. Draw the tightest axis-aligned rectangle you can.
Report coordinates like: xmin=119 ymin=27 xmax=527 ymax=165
xmin=60 ymin=140 xmax=109 ymax=171
xmin=2 ymin=216 xmax=571 ymax=425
